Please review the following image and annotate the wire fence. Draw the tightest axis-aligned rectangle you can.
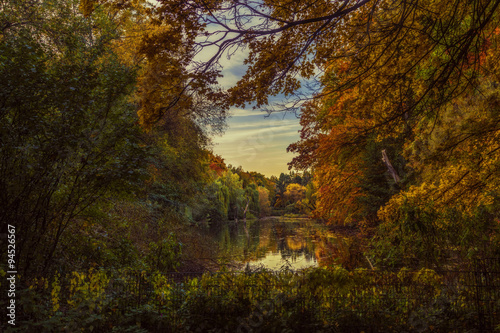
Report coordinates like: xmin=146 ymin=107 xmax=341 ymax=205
xmin=4 ymin=258 xmax=500 ymax=332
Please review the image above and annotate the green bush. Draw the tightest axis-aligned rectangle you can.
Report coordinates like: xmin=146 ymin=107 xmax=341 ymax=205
xmin=4 ymin=266 xmax=497 ymax=332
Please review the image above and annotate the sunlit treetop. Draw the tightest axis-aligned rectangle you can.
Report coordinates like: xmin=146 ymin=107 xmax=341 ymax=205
xmin=59 ymin=0 xmax=500 ymax=135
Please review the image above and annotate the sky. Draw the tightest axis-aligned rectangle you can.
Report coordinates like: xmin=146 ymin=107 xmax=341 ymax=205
xmin=211 ymin=107 xmax=302 ymax=178
xmin=206 ymin=49 xmax=304 ymax=178
xmin=179 ymin=7 xmax=313 ymax=178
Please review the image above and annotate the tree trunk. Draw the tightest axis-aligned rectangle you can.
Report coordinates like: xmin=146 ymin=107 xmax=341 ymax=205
xmin=243 ymin=197 xmax=250 ymax=223
xmin=382 ymin=149 xmax=401 ymax=183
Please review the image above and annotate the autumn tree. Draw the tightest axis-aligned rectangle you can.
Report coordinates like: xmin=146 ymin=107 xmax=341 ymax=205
xmin=86 ymin=0 xmax=231 ymax=226
xmin=283 ymin=184 xmax=306 ymax=206
xmin=373 ymin=80 xmax=500 ymax=267
xmin=283 ymin=0 xmax=500 ymax=265
xmin=119 ymin=0 xmax=500 ymax=224
xmin=258 ymin=186 xmax=272 ymax=217
xmin=75 ymin=1 xmax=495 ymax=125
xmin=83 ymin=0 xmax=500 ymax=224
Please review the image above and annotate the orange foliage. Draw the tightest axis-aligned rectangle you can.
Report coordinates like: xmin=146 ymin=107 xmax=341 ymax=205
xmin=208 ymin=153 xmax=227 ymax=176
xmin=289 ymin=85 xmax=374 ymax=224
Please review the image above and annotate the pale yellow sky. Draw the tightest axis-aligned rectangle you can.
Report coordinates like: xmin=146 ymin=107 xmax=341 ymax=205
xmin=198 ymin=36 xmax=305 ymax=177
xmin=211 ymin=108 xmax=302 ymax=177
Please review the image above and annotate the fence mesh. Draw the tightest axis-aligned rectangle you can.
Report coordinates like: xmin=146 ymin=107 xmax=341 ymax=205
xmin=2 ymin=258 xmax=500 ymax=332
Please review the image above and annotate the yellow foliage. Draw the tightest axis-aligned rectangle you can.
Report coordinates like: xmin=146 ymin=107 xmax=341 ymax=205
xmin=78 ymin=0 xmax=95 ymax=17
xmin=381 ymin=80 xmax=500 ymax=222
xmin=67 ymin=268 xmax=110 ymax=311
xmin=51 ymin=274 xmax=61 ymax=314
xmin=152 ymin=273 xmax=172 ymax=303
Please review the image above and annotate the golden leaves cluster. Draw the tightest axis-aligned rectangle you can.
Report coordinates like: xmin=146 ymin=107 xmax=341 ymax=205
xmin=290 ymin=0 xmax=500 ymax=224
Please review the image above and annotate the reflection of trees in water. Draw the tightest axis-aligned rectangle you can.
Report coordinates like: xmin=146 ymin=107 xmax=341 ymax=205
xmin=206 ymin=219 xmax=347 ymax=268
xmin=208 ymin=220 xmax=263 ymax=261
xmin=272 ymin=222 xmax=318 ymax=263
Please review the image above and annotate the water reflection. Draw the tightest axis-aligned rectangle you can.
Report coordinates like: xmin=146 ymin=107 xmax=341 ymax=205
xmin=208 ymin=218 xmax=341 ymax=270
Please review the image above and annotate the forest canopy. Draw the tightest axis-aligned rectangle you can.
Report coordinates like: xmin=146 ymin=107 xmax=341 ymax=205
xmin=1 ymin=0 xmax=500 ymax=281
xmin=130 ymin=0 xmax=500 ymax=265
xmin=2 ymin=1 xmax=500 ymax=331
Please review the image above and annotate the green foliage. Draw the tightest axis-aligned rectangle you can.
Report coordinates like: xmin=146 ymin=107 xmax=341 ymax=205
xmin=6 ymin=265 xmax=498 ymax=332
xmin=193 ymin=168 xmax=269 ymax=223
xmin=357 ymin=136 xmax=406 ymax=221
xmin=0 ymin=0 xmax=147 ymax=277
xmin=370 ymin=202 xmax=500 ymax=269
xmin=145 ymin=125 xmax=210 ymax=209
xmin=272 ymin=171 xmax=315 ymax=213
xmin=146 ymin=233 xmax=182 ymax=272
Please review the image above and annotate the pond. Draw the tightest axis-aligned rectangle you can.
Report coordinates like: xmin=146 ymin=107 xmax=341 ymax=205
xmin=207 ymin=217 xmax=351 ymax=270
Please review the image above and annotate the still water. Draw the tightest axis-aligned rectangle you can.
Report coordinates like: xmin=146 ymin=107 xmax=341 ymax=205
xmin=207 ymin=217 xmax=344 ymax=270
